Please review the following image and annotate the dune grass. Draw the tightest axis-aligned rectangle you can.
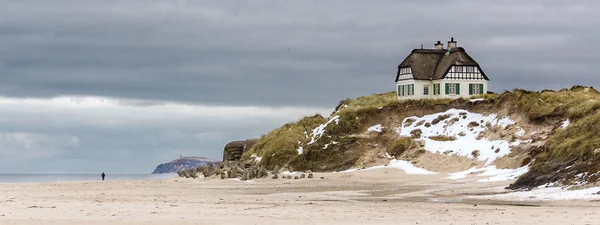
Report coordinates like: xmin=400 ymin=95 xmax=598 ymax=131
xmin=387 ymin=137 xmax=413 ymax=157
xmin=242 ymin=114 xmax=326 ymax=170
xmin=243 ymin=86 xmax=600 ymax=188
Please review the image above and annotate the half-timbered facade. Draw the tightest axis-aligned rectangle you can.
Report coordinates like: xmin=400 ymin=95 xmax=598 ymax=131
xmin=395 ymin=38 xmax=489 ymax=99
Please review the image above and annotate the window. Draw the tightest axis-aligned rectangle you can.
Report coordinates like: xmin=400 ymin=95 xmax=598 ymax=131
xmin=433 ymin=84 xmax=440 ymax=95
xmin=466 ymin=66 xmax=474 ymax=73
xmin=397 ymin=85 xmax=401 ymax=96
xmin=399 ymin=67 xmax=412 ymax=75
xmin=406 ymin=84 xmax=412 ymax=96
xmin=455 ymin=66 xmax=463 ymax=72
xmin=470 ymin=84 xmax=483 ymax=95
xmin=445 ymin=83 xmax=460 ymax=95
xmin=449 ymin=83 xmax=456 ymax=94
xmin=423 ymin=85 xmax=429 ymax=95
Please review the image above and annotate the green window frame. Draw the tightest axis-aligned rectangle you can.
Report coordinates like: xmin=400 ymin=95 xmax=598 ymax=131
xmin=401 ymin=85 xmax=404 ymax=96
xmin=445 ymin=83 xmax=460 ymax=95
xmin=469 ymin=84 xmax=484 ymax=95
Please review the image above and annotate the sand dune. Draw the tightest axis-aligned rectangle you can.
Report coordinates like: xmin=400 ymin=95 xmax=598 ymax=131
xmin=1 ymin=169 xmax=599 ymax=225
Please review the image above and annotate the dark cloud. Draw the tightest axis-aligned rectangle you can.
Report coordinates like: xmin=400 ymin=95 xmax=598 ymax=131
xmin=2 ymin=0 xmax=597 ymax=106
xmin=0 ymin=0 xmax=599 ymax=173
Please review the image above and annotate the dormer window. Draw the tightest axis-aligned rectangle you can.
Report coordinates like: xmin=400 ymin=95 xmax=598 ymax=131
xmin=399 ymin=67 xmax=412 ymax=75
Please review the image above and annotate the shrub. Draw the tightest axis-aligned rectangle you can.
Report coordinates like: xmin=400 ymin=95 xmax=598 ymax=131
xmin=404 ymin=118 xmax=416 ymax=127
xmin=468 ymin=121 xmax=480 ymax=128
xmin=387 ymin=138 xmax=413 ymax=157
xmin=410 ymin=129 xmax=422 ymax=138
xmin=471 ymin=150 xmax=480 ymax=158
xmin=429 ymin=135 xmax=457 ymax=141
xmin=415 ymin=120 xmax=425 ymax=126
xmin=432 ymin=114 xmax=451 ymax=125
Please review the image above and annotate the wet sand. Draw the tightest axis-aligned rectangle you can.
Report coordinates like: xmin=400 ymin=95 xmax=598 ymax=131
xmin=1 ymin=169 xmax=599 ymax=225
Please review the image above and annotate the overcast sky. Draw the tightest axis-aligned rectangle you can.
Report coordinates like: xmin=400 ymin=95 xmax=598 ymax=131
xmin=1 ymin=0 xmax=599 ymax=174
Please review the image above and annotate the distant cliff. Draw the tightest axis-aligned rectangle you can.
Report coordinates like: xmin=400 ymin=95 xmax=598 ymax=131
xmin=152 ymin=157 xmax=219 ymax=174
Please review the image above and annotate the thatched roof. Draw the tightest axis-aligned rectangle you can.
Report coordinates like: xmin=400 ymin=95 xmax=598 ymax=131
xmin=395 ymin=47 xmax=489 ymax=81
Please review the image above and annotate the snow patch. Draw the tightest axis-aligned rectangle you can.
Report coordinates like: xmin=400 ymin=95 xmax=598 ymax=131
xmin=476 ymin=166 xmax=530 ymax=182
xmin=282 ymin=171 xmax=303 ymax=175
xmin=250 ymin=154 xmax=262 ymax=163
xmin=469 ymin=98 xmax=484 ymax=102
xmin=308 ymin=115 xmax=340 ymax=144
xmin=297 ymin=146 xmax=304 ymax=155
xmin=397 ymin=109 xmax=517 ymax=165
xmin=367 ymin=124 xmax=383 ymax=133
xmin=516 ymin=127 xmax=525 ymax=137
xmin=448 ymin=166 xmax=530 ymax=182
xmin=561 ymin=119 xmax=570 ymax=129
xmin=339 ymin=159 xmax=437 ymax=175
xmin=471 ymin=187 xmax=600 ymax=201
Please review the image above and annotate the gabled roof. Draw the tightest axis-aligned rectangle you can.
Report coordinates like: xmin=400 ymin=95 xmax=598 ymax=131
xmin=395 ymin=47 xmax=489 ymax=81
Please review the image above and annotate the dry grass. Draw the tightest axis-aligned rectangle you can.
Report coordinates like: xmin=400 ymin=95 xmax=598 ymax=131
xmin=410 ymin=129 xmax=422 ymax=138
xmin=387 ymin=138 xmax=413 ymax=158
xmin=335 ymin=92 xmax=397 ymax=113
xmin=242 ymin=114 xmax=326 ymax=170
xmin=244 ymin=85 xmax=600 ymax=188
xmin=509 ymin=86 xmax=600 ymax=189
xmin=429 ymin=135 xmax=457 ymax=141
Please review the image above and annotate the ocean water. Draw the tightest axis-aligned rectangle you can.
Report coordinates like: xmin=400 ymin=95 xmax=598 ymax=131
xmin=0 ymin=173 xmax=177 ymax=183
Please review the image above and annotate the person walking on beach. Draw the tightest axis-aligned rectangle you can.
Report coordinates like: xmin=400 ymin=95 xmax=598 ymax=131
xmin=101 ymin=172 xmax=105 ymax=181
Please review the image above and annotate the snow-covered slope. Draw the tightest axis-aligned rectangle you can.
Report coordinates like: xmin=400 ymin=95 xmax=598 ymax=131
xmin=397 ymin=109 xmax=522 ymax=165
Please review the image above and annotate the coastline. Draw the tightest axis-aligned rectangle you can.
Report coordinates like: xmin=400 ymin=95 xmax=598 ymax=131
xmin=1 ymin=168 xmax=599 ymax=225
xmin=0 ymin=173 xmax=176 ymax=184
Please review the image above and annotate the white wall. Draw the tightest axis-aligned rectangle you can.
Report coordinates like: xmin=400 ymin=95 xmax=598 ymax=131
xmin=440 ymin=79 xmax=488 ymax=98
xmin=396 ymin=79 xmax=488 ymax=100
xmin=396 ymin=80 xmax=433 ymax=100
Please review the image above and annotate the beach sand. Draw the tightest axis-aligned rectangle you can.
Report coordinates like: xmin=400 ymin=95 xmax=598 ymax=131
xmin=1 ymin=169 xmax=599 ymax=225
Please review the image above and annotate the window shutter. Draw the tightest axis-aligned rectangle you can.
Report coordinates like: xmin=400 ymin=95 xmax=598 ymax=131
xmin=401 ymin=85 xmax=404 ymax=96
xmin=479 ymin=84 xmax=484 ymax=95
xmin=397 ymin=85 xmax=401 ymax=96
xmin=412 ymin=84 xmax=415 ymax=95
xmin=445 ymin=83 xmax=449 ymax=95
xmin=469 ymin=84 xmax=473 ymax=95
xmin=456 ymin=83 xmax=460 ymax=95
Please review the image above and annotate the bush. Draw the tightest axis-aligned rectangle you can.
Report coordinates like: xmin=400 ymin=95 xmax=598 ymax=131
xmin=387 ymin=138 xmax=413 ymax=157
xmin=429 ymin=135 xmax=456 ymax=141
xmin=432 ymin=114 xmax=451 ymax=125
xmin=410 ymin=129 xmax=422 ymax=139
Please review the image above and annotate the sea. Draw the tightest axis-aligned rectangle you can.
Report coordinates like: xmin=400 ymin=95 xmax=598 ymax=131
xmin=0 ymin=173 xmax=177 ymax=183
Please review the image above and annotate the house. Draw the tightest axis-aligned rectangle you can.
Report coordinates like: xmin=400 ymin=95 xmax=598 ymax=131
xmin=395 ymin=38 xmax=489 ymax=99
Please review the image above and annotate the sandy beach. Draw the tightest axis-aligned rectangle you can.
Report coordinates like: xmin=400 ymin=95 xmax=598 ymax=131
xmin=1 ymin=169 xmax=599 ymax=225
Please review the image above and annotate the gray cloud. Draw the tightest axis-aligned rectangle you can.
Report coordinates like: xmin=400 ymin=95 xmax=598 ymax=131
xmin=0 ymin=0 xmax=599 ymax=173
xmin=0 ymin=96 xmax=330 ymax=173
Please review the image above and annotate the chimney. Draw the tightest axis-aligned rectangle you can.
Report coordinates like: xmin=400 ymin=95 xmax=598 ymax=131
xmin=447 ymin=37 xmax=457 ymax=49
xmin=434 ymin=41 xmax=443 ymax=50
